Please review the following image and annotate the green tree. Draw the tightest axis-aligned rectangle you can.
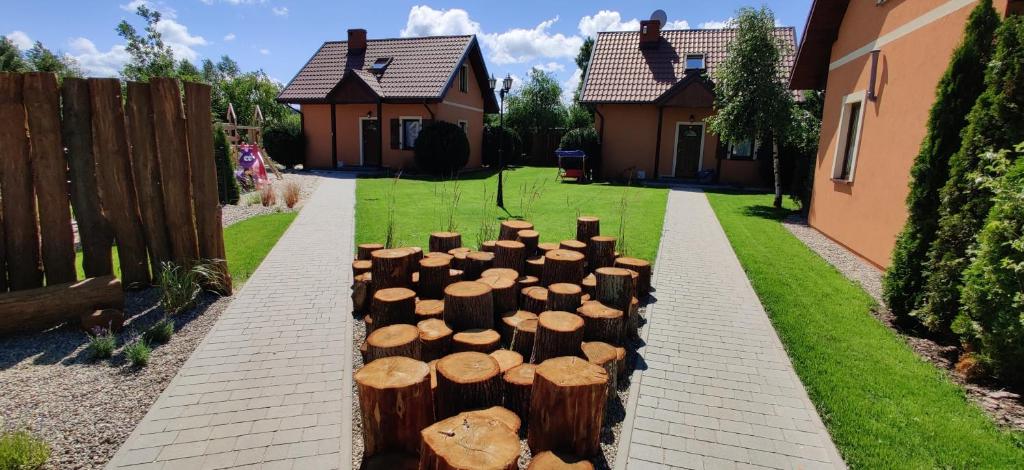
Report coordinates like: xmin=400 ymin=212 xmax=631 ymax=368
xmin=504 ymin=68 xmax=566 ymax=137
xmin=883 ymin=1 xmax=1000 ymax=320
xmin=783 ymin=90 xmax=824 ymax=211
xmin=25 ymin=41 xmax=81 ymax=79
xmin=565 ymin=104 xmax=592 ymax=130
xmin=175 ymin=59 xmax=202 ymax=83
xmin=707 ymin=6 xmax=793 ymax=208
xmin=918 ymin=16 xmax=1024 ymax=334
xmin=213 ymin=125 xmax=239 ymax=204
xmin=117 ymin=4 xmax=176 ymax=81
xmin=0 ymin=36 xmax=28 ymax=72
xmin=221 ymin=71 xmax=289 ymax=127
xmin=573 ymin=36 xmax=594 ymax=103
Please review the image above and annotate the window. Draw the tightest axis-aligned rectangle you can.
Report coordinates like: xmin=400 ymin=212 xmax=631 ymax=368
xmin=370 ymin=57 xmax=391 ymax=74
xmin=832 ymin=93 xmax=866 ymax=182
xmin=458 ymin=120 xmax=468 ymax=134
xmin=400 ymin=117 xmax=422 ymax=150
xmin=685 ymin=54 xmax=705 ymax=71
xmin=459 ymin=65 xmax=468 ymax=93
xmin=728 ymin=139 xmax=756 ymax=160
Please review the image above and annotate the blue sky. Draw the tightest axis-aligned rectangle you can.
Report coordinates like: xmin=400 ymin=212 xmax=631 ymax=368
xmin=3 ymin=1 xmax=812 ymax=101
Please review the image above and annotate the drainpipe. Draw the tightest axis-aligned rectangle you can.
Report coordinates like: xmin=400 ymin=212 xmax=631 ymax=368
xmin=652 ymin=106 xmax=664 ymax=179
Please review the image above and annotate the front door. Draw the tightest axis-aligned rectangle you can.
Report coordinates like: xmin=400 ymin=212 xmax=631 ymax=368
xmin=361 ymin=118 xmax=381 ymax=166
xmin=674 ymin=124 xmax=703 ymax=178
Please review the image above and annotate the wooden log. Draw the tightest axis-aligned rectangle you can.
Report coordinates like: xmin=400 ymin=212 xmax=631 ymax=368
xmin=522 ymin=286 xmax=548 ymax=314
xmin=542 ymin=250 xmax=585 ymax=286
xmin=418 ymin=256 xmax=451 ymax=299
xmin=371 ymin=287 xmax=416 ymax=327
xmin=452 ymin=328 xmax=501 ymax=353
xmin=24 ymin=73 xmax=76 ymax=285
xmin=364 ymin=315 xmax=375 ymax=335
xmin=449 ymin=249 xmax=469 ymax=271
xmin=528 ymin=356 xmax=608 ymax=457
xmin=89 ymin=78 xmax=150 ymax=286
xmin=425 ymin=251 xmax=454 ymax=261
xmin=516 ymin=275 xmax=540 ymax=296
xmin=588 ymin=236 xmax=617 ymax=271
xmin=365 ymin=324 xmax=421 ymax=361
xmin=481 ymin=268 xmax=519 ymax=281
xmin=358 ymin=243 xmax=385 ymax=260
xmin=480 ymin=275 xmax=517 ymax=315
xmin=415 ymin=299 xmax=445 ymax=321
xmin=470 ymin=406 xmax=522 ymax=434
xmin=531 ymin=311 xmax=584 ymax=364
xmin=125 ymin=81 xmax=173 ymax=279
xmin=615 ymin=257 xmax=652 ymax=297
xmin=0 ymin=73 xmax=43 ymax=290
xmin=449 ymin=269 xmax=464 ymax=284
xmin=525 ymin=256 xmax=545 ymax=278
xmin=429 ymin=231 xmax=462 ymax=253
xmin=434 ymin=351 xmax=502 ymax=419
xmin=537 ymin=242 xmax=559 ymax=255
xmin=480 ymin=240 xmax=497 ymax=253
xmin=463 ymin=251 xmax=494 ymax=280
xmin=499 ymin=310 xmax=537 ymax=345
xmin=528 ymin=452 xmax=595 ymax=470
xmin=417 ymin=318 xmax=452 ymax=362
xmin=0 ymin=203 xmax=5 ymax=292
xmin=184 ymin=82 xmax=230 ymax=292
xmin=615 ymin=346 xmax=628 ymax=381
xmin=581 ymin=341 xmax=619 ymax=400
xmin=355 ymin=356 xmax=433 ymax=457
xmin=353 ymin=260 xmax=372 ymax=277
xmin=581 ymin=274 xmax=597 ymax=299
xmin=494 ymin=240 xmax=526 ymax=273
xmin=371 ymin=248 xmax=414 ymax=290
xmin=443 ymin=281 xmax=494 ymax=331
xmin=352 ymin=272 xmax=372 ymax=315
xmin=0 ymin=276 xmax=123 ymax=335
xmin=595 ymin=267 xmax=634 ymax=311
xmin=516 ymin=229 xmax=540 ymax=257
xmin=503 ymin=363 xmax=536 ymax=425
xmin=511 ymin=317 xmax=537 ymax=359
xmin=576 ymin=217 xmax=600 ymax=245
xmin=490 ymin=349 xmax=523 ymax=373
xmin=150 ymin=78 xmax=200 ymax=266
xmin=499 ymin=220 xmax=534 ymax=241
xmin=626 ymin=296 xmax=640 ymax=339
xmin=576 ymin=300 xmax=624 ymax=345
xmin=559 ymin=240 xmax=587 ymax=257
xmin=419 ymin=409 xmax=520 ymax=470
xmin=403 ymin=247 xmax=424 ymax=267
xmin=547 ymin=283 xmax=583 ymax=313
xmin=61 ymin=78 xmax=112 ymax=279
xmin=362 ymin=452 xmax=419 ymax=470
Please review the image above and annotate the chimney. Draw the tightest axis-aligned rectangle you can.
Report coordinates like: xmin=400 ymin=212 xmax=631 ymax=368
xmin=639 ymin=20 xmax=660 ymax=49
xmin=348 ymin=29 xmax=367 ymax=54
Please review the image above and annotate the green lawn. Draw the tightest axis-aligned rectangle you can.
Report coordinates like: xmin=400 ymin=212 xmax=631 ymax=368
xmin=75 ymin=211 xmax=297 ymax=286
xmin=705 ymin=192 xmax=1024 ymax=468
xmin=355 ymin=167 xmax=668 ymax=261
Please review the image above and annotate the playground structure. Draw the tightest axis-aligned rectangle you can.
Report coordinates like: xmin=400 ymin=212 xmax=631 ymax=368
xmin=222 ymin=103 xmax=282 ymax=191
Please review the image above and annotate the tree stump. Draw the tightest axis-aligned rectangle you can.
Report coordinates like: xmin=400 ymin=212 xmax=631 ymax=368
xmin=419 ymin=410 xmax=520 ymax=470
xmin=464 ymin=251 xmax=495 ymax=280
xmin=365 ymin=324 xmax=421 ymax=362
xmin=626 ymin=297 xmax=640 ymax=339
xmin=522 ymin=287 xmax=548 ymax=314
xmin=494 ymin=240 xmax=526 ymax=273
xmin=453 ymin=329 xmax=501 ymax=353
xmin=581 ymin=341 xmax=619 ymax=400
xmin=353 ymin=260 xmax=372 ymax=277
xmin=490 ymin=349 xmax=524 ymax=373
xmin=615 ymin=257 xmax=652 ymax=297
xmin=430 ymin=232 xmax=462 ymax=253
xmin=418 ymin=318 xmax=453 ymax=361
xmin=595 ymin=267 xmax=634 ymax=311
xmin=511 ymin=318 xmax=537 ymax=359
xmin=448 ymin=247 xmax=471 ymax=270
xmin=372 ymin=248 xmax=414 ymax=290
xmin=525 ymin=256 xmax=545 ymax=278
xmin=543 ymin=250 xmax=585 ymax=286
xmin=499 ymin=310 xmax=537 ymax=345
xmin=587 ymin=236 xmax=617 ymax=270
xmin=531 ymin=311 xmax=584 ymax=363
xmin=418 ymin=257 xmax=452 ymax=300
xmin=362 ymin=452 xmax=419 ymax=470
xmin=353 ymin=273 xmax=373 ymax=315
xmin=355 ymin=356 xmax=433 ymax=457
xmin=580 ymin=274 xmax=596 ymax=299
xmin=517 ymin=275 xmax=540 ymax=296
xmin=426 ymin=251 xmax=454 ymax=261
xmin=576 ymin=216 xmax=600 ymax=245
xmin=482 ymin=267 xmax=519 ymax=280
xmin=404 ymin=246 xmax=424 ymax=266
xmin=444 ymin=281 xmax=494 ymax=331
xmin=615 ymin=346 xmax=628 ymax=381
xmin=528 ymin=357 xmax=608 ymax=457
xmin=537 ymin=242 xmax=560 ymax=255
xmin=449 ymin=269 xmax=464 ymax=284
xmin=528 ymin=451 xmax=594 ymax=470
xmin=481 ymin=240 xmax=497 ymax=253
xmin=358 ymin=243 xmax=385 ymax=260
xmin=548 ymin=283 xmax=583 ymax=312
xmin=559 ymin=240 xmax=587 ymax=257
xmin=503 ymin=363 xmax=536 ymax=424
xmin=516 ymin=229 xmax=540 ymax=257
xmin=470 ymin=406 xmax=522 ymax=434
xmin=576 ymin=301 xmax=624 ymax=345
xmin=364 ymin=315 xmax=376 ymax=335
xmin=371 ymin=287 xmax=417 ymax=327
xmin=434 ymin=352 xmax=502 ymax=419
xmin=415 ymin=299 xmax=445 ymax=321
xmin=480 ymin=275 xmax=518 ymax=315
xmin=499 ymin=220 xmax=534 ymax=240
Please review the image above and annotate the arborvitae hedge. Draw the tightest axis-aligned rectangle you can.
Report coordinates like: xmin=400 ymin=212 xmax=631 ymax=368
xmin=414 ymin=121 xmax=470 ymax=176
xmin=917 ymin=16 xmax=1024 ymax=334
xmin=883 ymin=0 xmax=999 ymax=320
xmin=214 ymin=126 xmax=240 ymax=205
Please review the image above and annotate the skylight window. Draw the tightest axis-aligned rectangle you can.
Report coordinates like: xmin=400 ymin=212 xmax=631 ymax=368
xmin=370 ymin=57 xmax=392 ymax=74
xmin=685 ymin=54 xmax=706 ymax=71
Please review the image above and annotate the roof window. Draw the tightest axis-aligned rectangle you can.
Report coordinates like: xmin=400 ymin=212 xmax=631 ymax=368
xmin=370 ymin=57 xmax=392 ymax=74
xmin=685 ymin=54 xmax=705 ymax=71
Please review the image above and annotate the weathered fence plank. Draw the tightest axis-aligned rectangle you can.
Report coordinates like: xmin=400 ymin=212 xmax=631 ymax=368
xmin=88 ymin=78 xmax=150 ymax=287
xmin=125 ymin=81 xmax=172 ymax=277
xmin=150 ymin=78 xmax=200 ymax=265
xmin=0 ymin=204 xmax=6 ymax=292
xmin=0 ymin=275 xmax=123 ymax=335
xmin=24 ymin=72 xmax=76 ymax=285
xmin=184 ymin=82 xmax=232 ymax=292
xmin=62 ymin=78 xmax=113 ymax=278
xmin=0 ymin=73 xmax=43 ymax=290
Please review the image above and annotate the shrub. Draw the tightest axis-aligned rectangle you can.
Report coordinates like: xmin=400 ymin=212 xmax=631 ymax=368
xmin=483 ymin=125 xmax=523 ymax=166
xmin=414 ymin=121 xmax=470 ymax=175
xmin=281 ymin=181 xmax=301 ymax=208
xmin=565 ymin=104 xmax=593 ymax=130
xmin=259 ymin=184 xmax=277 ymax=207
xmin=214 ymin=126 xmax=240 ymax=205
xmin=87 ymin=328 xmax=116 ymax=360
xmin=262 ymin=114 xmax=304 ymax=168
xmin=558 ymin=127 xmax=599 ymax=157
xmin=144 ymin=318 xmax=174 ymax=345
xmin=0 ymin=430 xmax=50 ymax=470
xmin=158 ymin=260 xmax=227 ymax=315
xmin=244 ymin=191 xmax=261 ymax=206
xmin=883 ymin=0 xmax=999 ymax=321
xmin=125 ymin=340 xmax=151 ymax=367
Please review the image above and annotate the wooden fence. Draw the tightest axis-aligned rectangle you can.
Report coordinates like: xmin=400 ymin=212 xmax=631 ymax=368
xmin=0 ymin=72 xmax=228 ymax=296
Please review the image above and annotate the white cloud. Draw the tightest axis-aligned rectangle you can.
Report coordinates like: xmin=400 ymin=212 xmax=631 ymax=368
xmin=400 ymin=5 xmax=481 ymax=37
xmin=272 ymin=6 xmax=288 ymax=16
xmin=561 ymin=68 xmax=582 ymax=105
xmin=5 ymin=30 xmax=33 ymax=50
xmin=664 ymin=20 xmax=691 ymax=30
xmin=224 ymin=32 xmax=236 ymax=41
xmin=533 ymin=62 xmax=565 ymax=73
xmin=481 ymin=17 xmax=582 ymax=65
xmin=154 ymin=18 xmax=208 ymax=61
xmin=119 ymin=0 xmax=147 ymax=12
xmin=259 ymin=48 xmax=271 ymax=55
xmin=578 ymin=11 xmax=690 ymax=37
xmin=699 ymin=18 xmax=735 ymax=29
xmin=67 ymin=37 xmax=131 ymax=77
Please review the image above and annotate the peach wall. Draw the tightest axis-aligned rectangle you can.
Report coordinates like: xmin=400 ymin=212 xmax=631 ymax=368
xmin=301 ymin=104 xmax=333 ymax=169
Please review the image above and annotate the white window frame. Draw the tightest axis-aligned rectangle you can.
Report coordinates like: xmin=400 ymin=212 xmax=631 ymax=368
xmin=685 ymin=53 xmax=706 ymax=71
xmin=458 ymin=120 xmax=468 ymax=134
xmin=399 ymin=116 xmax=423 ymax=150
xmin=831 ymin=91 xmax=867 ymax=182
xmin=358 ymin=116 xmax=378 ymax=166
xmin=670 ymin=121 xmax=705 ymax=177
xmin=459 ymin=64 xmax=469 ymax=93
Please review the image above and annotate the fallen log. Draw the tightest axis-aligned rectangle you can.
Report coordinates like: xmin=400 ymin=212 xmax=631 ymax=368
xmin=0 ymin=276 xmax=123 ymax=335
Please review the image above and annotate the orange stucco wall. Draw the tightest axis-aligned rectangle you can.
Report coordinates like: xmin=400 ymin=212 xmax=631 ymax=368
xmin=808 ymin=0 xmax=1013 ymax=268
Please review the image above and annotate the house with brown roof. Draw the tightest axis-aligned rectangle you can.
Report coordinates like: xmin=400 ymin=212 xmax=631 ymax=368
xmin=277 ymin=29 xmax=499 ymax=170
xmin=789 ymin=0 xmax=1022 ymax=268
xmin=580 ymin=20 xmax=796 ymax=184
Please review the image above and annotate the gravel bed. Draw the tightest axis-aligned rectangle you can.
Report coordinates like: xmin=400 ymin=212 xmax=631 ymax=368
xmin=221 ymin=171 xmax=321 ymax=227
xmin=781 ymin=215 xmax=1024 ymax=431
xmin=0 ymin=290 xmax=230 ymax=469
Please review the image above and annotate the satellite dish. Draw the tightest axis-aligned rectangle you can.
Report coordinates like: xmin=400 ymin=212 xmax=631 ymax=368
xmin=650 ymin=9 xmax=668 ymax=28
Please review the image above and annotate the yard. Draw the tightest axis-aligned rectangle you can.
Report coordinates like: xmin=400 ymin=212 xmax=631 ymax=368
xmin=705 ymin=191 xmax=1024 ymax=468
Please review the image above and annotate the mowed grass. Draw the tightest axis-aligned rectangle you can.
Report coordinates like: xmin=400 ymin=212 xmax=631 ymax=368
xmin=75 ymin=211 xmax=297 ymax=286
xmin=355 ymin=167 xmax=669 ymax=261
xmin=705 ymin=191 xmax=1024 ymax=468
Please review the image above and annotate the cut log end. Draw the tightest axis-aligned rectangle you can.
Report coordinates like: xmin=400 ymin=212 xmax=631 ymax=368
xmin=420 ymin=411 xmax=520 ymax=470
xmin=365 ymin=324 xmax=421 ymax=362
xmin=528 ymin=451 xmax=595 ymax=470
xmin=490 ymin=349 xmax=524 ymax=373
xmin=452 ymin=328 xmax=502 ymax=353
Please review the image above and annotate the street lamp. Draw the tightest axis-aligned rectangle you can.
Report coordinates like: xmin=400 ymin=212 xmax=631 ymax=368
xmin=490 ymin=73 xmax=513 ymax=208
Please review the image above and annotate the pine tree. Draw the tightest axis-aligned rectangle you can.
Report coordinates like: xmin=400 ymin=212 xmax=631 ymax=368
xmin=214 ymin=126 xmax=240 ymax=205
xmin=917 ymin=16 xmax=1024 ymax=333
xmin=882 ymin=0 xmax=999 ymax=320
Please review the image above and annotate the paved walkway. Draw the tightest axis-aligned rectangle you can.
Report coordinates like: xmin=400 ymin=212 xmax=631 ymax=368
xmin=616 ymin=189 xmax=845 ymax=470
xmin=108 ymin=175 xmax=356 ymax=470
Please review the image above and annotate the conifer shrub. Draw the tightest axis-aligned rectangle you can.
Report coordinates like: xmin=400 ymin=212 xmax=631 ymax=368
xmin=214 ymin=126 xmax=240 ymax=205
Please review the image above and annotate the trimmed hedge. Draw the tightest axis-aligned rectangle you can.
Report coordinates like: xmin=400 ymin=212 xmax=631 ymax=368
xmin=414 ymin=120 xmax=470 ymax=175
xmin=559 ymin=127 xmax=599 ymax=157
xmin=262 ymin=115 xmax=304 ymax=168
xmin=214 ymin=126 xmax=239 ymax=205
xmin=483 ymin=125 xmax=523 ymax=166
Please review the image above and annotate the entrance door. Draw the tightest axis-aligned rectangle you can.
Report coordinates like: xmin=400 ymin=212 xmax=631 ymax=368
xmin=361 ymin=118 xmax=381 ymax=166
xmin=674 ymin=124 xmax=703 ymax=178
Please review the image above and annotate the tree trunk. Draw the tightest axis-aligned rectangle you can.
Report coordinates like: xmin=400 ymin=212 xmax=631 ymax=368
xmin=615 ymin=346 xmax=628 ymax=381
xmin=415 ymin=299 xmax=445 ymax=322
xmin=358 ymin=243 xmax=385 ymax=260
xmin=371 ymin=248 xmax=414 ymax=290
xmin=353 ymin=260 xmax=372 ymax=277
xmin=490 ymin=349 xmax=524 ymax=374
xmin=364 ymin=314 xmax=376 ymax=335
xmin=626 ymin=297 xmax=640 ymax=339
xmin=443 ymin=281 xmax=494 ymax=331
xmin=522 ymin=286 xmax=548 ymax=314
xmin=537 ymin=242 xmax=559 ymax=255
xmin=613 ymin=258 xmax=651 ymax=297
xmin=516 ymin=276 xmax=540 ymax=300
xmin=417 ymin=318 xmax=452 ymax=362
xmin=464 ymin=251 xmax=495 ymax=280
xmin=577 ymin=301 xmax=624 ymax=345
xmin=525 ymin=256 xmax=545 ymax=278
xmin=0 ymin=276 xmax=123 ymax=335
xmin=772 ymin=138 xmax=783 ymax=209
xmin=481 ymin=275 xmax=518 ymax=314
xmin=531 ymin=311 xmax=584 ymax=364
xmin=481 ymin=240 xmax=497 ymax=253
xmin=355 ymin=356 xmax=433 ymax=457
xmin=588 ymin=236 xmax=617 ymax=271
xmin=494 ymin=240 xmax=526 ymax=273
xmin=511 ymin=317 xmax=538 ymax=359
xmin=429 ymin=231 xmax=462 ymax=253
xmin=503 ymin=363 xmax=536 ymax=425
xmin=581 ymin=341 xmax=619 ymax=400
xmin=595 ymin=267 xmax=634 ymax=311
xmin=528 ymin=452 xmax=594 ymax=470
xmin=434 ymin=351 xmax=502 ymax=419
xmin=452 ymin=329 xmax=501 ymax=353
xmin=365 ymin=324 xmax=421 ymax=362
xmin=516 ymin=229 xmax=540 ymax=258
xmin=418 ymin=257 xmax=452 ymax=300
xmin=576 ymin=216 xmax=600 ymax=245
xmin=352 ymin=273 xmax=372 ymax=316
xmin=499 ymin=220 xmax=534 ymax=241
xmin=547 ymin=283 xmax=583 ymax=312
xmin=500 ymin=310 xmax=537 ymax=345
xmin=559 ymin=240 xmax=587 ymax=257
xmin=419 ymin=410 xmax=520 ymax=470
xmin=371 ymin=287 xmax=417 ymax=327
xmin=581 ymin=274 xmax=597 ymax=299
xmin=543 ymin=250 xmax=585 ymax=286
xmin=528 ymin=357 xmax=608 ymax=457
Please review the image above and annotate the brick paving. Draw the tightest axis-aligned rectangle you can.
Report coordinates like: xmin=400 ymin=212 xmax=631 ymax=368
xmin=107 ymin=175 xmax=356 ymax=470
xmin=615 ymin=189 xmax=845 ymax=470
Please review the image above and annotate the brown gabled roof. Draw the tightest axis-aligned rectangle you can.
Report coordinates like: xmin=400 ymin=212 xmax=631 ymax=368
xmin=789 ymin=0 xmax=850 ymax=90
xmin=277 ymin=35 xmax=499 ymax=112
xmin=580 ymin=27 xmax=797 ymax=104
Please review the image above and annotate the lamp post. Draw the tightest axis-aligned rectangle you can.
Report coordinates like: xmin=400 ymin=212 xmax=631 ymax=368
xmin=490 ymin=73 xmax=513 ymax=208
